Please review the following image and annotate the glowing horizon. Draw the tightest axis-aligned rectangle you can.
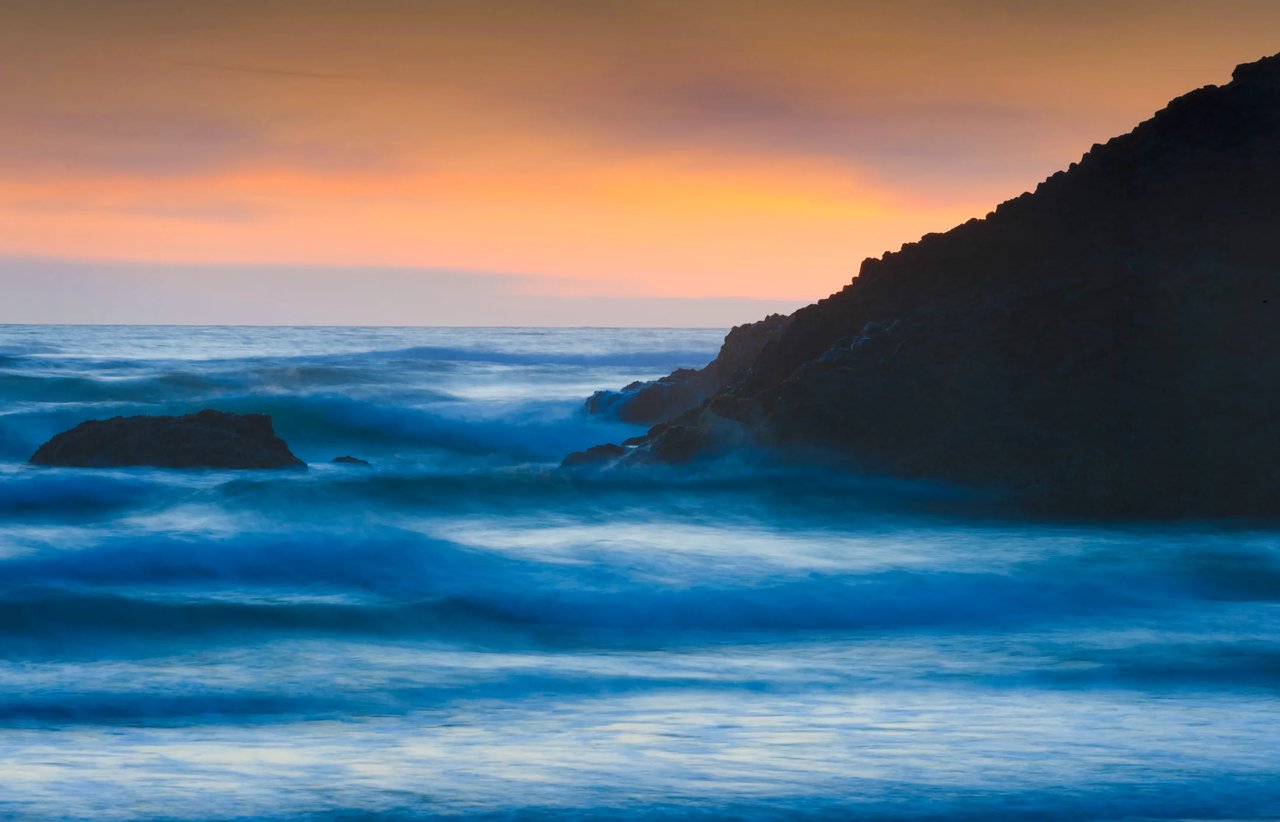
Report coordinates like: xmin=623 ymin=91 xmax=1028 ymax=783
xmin=3 ymin=0 xmax=1279 ymax=324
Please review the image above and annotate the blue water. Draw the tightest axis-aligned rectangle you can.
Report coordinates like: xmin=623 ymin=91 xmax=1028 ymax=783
xmin=0 ymin=325 xmax=1278 ymax=820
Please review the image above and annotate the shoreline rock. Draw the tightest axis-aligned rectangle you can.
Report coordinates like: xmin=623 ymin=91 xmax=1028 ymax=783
xmin=29 ymin=410 xmax=306 ymax=469
xmin=582 ymin=313 xmax=791 ymax=425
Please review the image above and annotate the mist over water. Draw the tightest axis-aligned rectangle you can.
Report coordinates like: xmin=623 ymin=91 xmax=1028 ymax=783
xmin=1 ymin=325 xmax=1278 ymax=820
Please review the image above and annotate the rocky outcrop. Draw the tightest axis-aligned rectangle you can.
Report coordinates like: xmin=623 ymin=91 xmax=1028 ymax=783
xmin=566 ymin=53 xmax=1280 ymax=517
xmin=582 ymin=313 xmax=791 ymax=425
xmin=30 ymin=410 xmax=305 ymax=469
xmin=562 ymin=443 xmax=627 ymax=467
xmin=332 ymin=455 xmax=371 ymax=465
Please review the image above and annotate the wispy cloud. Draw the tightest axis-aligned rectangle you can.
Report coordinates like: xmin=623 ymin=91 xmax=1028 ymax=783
xmin=167 ymin=59 xmax=361 ymax=81
xmin=14 ymin=197 xmax=262 ymax=223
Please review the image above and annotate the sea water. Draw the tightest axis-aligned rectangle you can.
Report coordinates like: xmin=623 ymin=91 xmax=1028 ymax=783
xmin=0 ymin=325 xmax=1277 ymax=820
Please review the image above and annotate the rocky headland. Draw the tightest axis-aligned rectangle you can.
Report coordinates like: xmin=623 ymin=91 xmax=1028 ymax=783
xmin=30 ymin=409 xmax=306 ymax=469
xmin=566 ymin=53 xmax=1280 ymax=517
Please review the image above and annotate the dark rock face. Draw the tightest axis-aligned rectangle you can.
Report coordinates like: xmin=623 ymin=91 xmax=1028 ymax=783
xmin=332 ymin=455 xmax=371 ymax=465
xmin=561 ymin=443 xmax=627 ymax=467
xmin=30 ymin=410 xmax=306 ymax=469
xmin=582 ymin=313 xmax=791 ymax=425
xmin=568 ymin=53 xmax=1280 ymax=517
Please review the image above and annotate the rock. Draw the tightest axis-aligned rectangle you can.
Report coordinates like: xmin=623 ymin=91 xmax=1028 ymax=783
xmin=29 ymin=410 xmax=305 ymax=469
xmin=583 ymin=314 xmax=791 ymax=425
xmin=644 ymin=424 xmax=713 ymax=465
xmin=566 ymin=52 xmax=1280 ymax=517
xmin=332 ymin=455 xmax=371 ymax=465
xmin=561 ymin=443 xmax=626 ymax=467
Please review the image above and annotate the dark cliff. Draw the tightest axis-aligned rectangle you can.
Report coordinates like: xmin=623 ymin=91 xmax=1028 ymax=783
xmin=567 ymin=53 xmax=1280 ymax=517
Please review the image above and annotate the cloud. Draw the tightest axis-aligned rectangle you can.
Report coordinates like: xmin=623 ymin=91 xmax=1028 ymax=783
xmin=14 ymin=197 xmax=262 ymax=223
xmin=4 ymin=0 xmax=1274 ymax=188
xmin=577 ymin=71 xmax=1053 ymax=187
xmin=0 ymin=107 xmax=389 ymax=179
xmin=166 ymin=59 xmax=361 ymax=81
xmin=0 ymin=110 xmax=270 ymax=177
xmin=0 ymin=257 xmax=803 ymax=326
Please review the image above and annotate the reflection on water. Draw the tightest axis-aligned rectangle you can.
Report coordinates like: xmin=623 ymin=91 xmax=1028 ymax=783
xmin=0 ymin=325 xmax=1277 ymax=820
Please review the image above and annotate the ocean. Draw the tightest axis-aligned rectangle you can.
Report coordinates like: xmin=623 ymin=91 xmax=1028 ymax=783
xmin=0 ymin=324 xmax=1277 ymax=820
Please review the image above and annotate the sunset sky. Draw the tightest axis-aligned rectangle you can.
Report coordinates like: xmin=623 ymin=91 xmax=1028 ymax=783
xmin=3 ymin=0 xmax=1279 ymax=325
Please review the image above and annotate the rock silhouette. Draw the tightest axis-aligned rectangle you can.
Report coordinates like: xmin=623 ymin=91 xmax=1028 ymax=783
xmin=561 ymin=443 xmax=627 ymax=467
xmin=566 ymin=52 xmax=1280 ymax=517
xmin=583 ymin=314 xmax=791 ymax=424
xmin=30 ymin=410 xmax=305 ymax=469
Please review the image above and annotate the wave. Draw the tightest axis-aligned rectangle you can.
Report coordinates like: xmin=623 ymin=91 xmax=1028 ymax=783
xmin=0 ymin=470 xmax=172 ymax=518
xmin=0 ymin=571 xmax=1135 ymax=637
xmin=353 ymin=344 xmax=716 ymax=368
xmin=1 ymin=342 xmax=717 ymax=375
xmin=0 ymin=364 xmax=408 ymax=407
xmin=1033 ymin=640 xmax=1280 ymax=689
xmin=206 ymin=393 xmax=636 ymax=462
xmin=0 ymin=394 xmax=635 ymax=466
xmin=0 ymin=690 xmax=358 ymax=725
xmin=0 ymin=587 xmax=521 ymax=643
xmin=1 ymin=527 xmax=1255 ymax=645
xmin=0 ymin=371 xmax=228 ymax=404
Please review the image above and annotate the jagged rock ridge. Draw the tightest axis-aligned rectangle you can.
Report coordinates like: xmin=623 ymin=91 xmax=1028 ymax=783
xmin=566 ymin=52 xmax=1280 ymax=517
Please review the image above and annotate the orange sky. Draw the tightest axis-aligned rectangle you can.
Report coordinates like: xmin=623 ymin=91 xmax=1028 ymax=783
xmin=2 ymin=0 xmax=1279 ymax=323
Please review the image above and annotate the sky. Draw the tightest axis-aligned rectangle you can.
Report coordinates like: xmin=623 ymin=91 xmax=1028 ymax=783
xmin=2 ymin=0 xmax=1279 ymax=326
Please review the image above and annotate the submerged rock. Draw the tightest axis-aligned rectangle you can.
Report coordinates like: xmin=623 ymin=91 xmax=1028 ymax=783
xmin=332 ymin=455 xmax=371 ymax=465
xmin=30 ymin=410 xmax=305 ymax=469
xmin=567 ymin=52 xmax=1280 ymax=517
